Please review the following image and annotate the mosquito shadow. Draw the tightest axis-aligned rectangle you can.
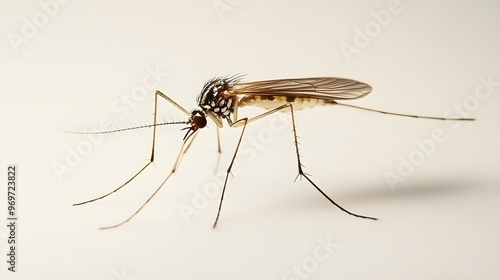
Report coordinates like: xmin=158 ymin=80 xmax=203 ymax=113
xmin=283 ymin=177 xmax=482 ymax=209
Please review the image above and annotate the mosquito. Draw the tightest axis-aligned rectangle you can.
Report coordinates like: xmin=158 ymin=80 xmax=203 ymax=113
xmin=72 ymin=75 xmax=475 ymax=229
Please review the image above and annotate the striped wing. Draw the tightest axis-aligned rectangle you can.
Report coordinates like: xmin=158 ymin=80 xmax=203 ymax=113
xmin=229 ymin=77 xmax=372 ymax=100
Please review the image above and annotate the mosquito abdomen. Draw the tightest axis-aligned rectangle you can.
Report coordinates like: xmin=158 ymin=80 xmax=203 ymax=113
xmin=239 ymin=95 xmax=335 ymax=110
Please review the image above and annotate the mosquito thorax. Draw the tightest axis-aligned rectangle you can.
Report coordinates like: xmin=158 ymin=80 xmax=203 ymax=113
xmin=197 ymin=77 xmax=236 ymax=121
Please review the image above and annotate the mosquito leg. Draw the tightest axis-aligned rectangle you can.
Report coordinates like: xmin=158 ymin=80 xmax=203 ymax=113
xmin=286 ymin=104 xmax=377 ymax=220
xmin=215 ymin=103 xmax=377 ymax=225
xmin=216 ymin=126 xmax=222 ymax=153
xmin=213 ymin=127 xmax=222 ymax=174
xmin=334 ymin=102 xmax=475 ymax=121
xmin=73 ymin=90 xmax=191 ymax=205
xmin=73 ymin=91 xmax=168 ymax=206
xmin=100 ymin=133 xmax=195 ymax=230
xmin=212 ymin=118 xmax=248 ymax=228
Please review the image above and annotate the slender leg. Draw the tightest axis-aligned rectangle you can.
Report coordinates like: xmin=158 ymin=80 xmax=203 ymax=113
xmin=212 ymin=118 xmax=248 ymax=228
xmin=215 ymin=126 xmax=222 ymax=154
xmin=100 ymin=132 xmax=196 ymax=230
xmin=73 ymin=91 xmax=174 ymax=206
xmin=212 ymin=103 xmax=376 ymax=228
xmin=285 ymin=104 xmax=377 ymax=220
xmin=73 ymin=90 xmax=193 ymax=228
xmin=213 ymin=127 xmax=222 ymax=174
xmin=334 ymin=102 xmax=475 ymax=121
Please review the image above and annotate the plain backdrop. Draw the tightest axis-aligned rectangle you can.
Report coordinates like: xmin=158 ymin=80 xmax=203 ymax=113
xmin=1 ymin=1 xmax=499 ymax=279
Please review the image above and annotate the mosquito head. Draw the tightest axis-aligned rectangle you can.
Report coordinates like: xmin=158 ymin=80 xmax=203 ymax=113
xmin=190 ymin=109 xmax=207 ymax=129
xmin=182 ymin=108 xmax=207 ymax=140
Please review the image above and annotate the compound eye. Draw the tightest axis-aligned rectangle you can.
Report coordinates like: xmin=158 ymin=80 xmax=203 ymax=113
xmin=193 ymin=114 xmax=207 ymax=129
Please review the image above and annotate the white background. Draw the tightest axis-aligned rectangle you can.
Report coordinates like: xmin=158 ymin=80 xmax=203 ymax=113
xmin=1 ymin=1 xmax=500 ymax=279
